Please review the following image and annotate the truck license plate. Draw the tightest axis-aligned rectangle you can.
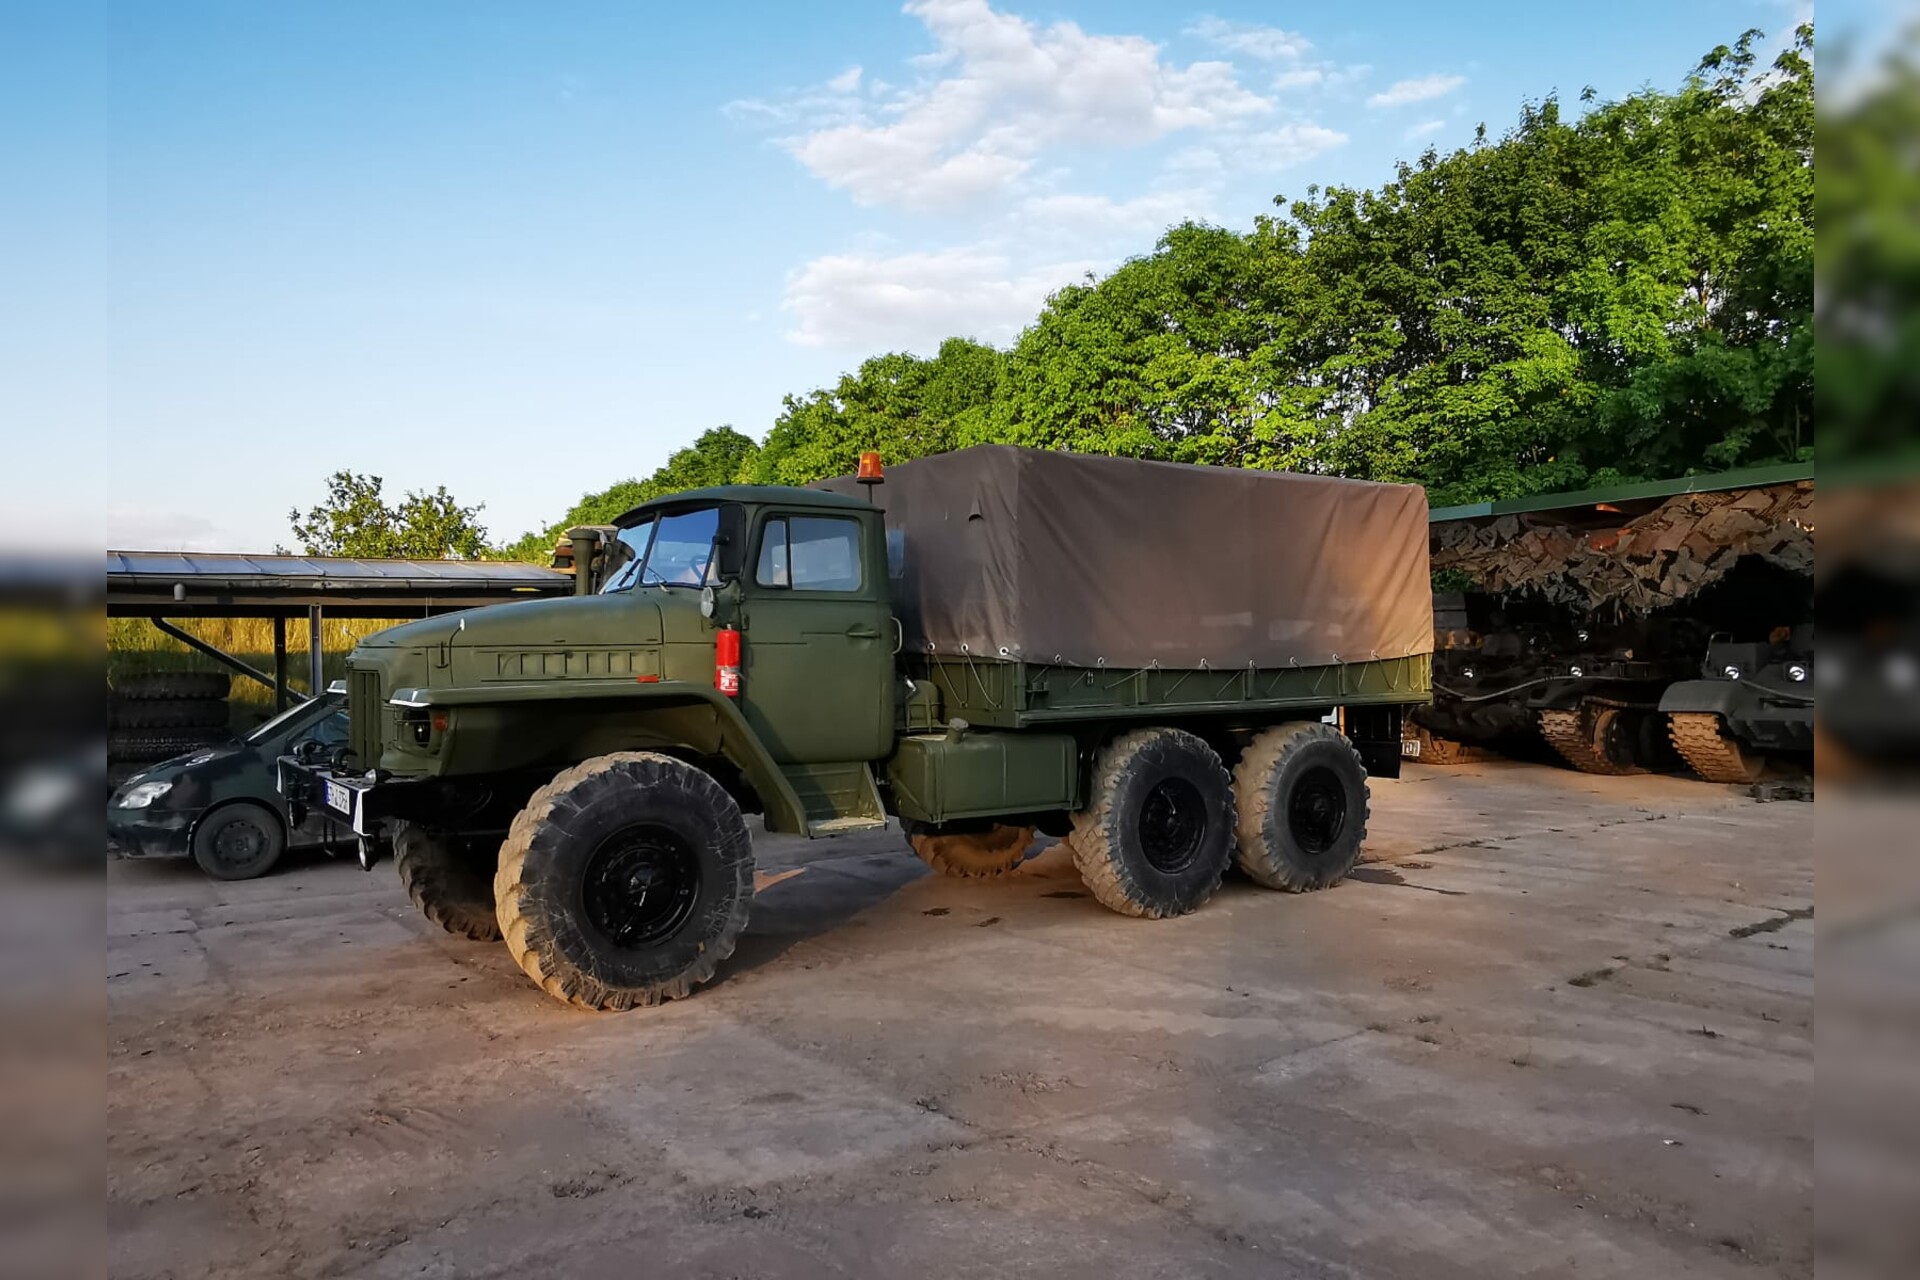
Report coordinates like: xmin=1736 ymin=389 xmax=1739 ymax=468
xmin=323 ymin=780 xmax=354 ymax=815
xmin=1400 ymin=739 xmax=1421 ymax=758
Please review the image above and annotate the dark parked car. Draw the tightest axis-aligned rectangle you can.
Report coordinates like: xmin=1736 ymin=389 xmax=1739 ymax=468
xmin=108 ymin=689 xmax=350 ymax=879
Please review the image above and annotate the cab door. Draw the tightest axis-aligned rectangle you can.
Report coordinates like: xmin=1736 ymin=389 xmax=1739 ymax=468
xmin=737 ymin=508 xmax=894 ymax=764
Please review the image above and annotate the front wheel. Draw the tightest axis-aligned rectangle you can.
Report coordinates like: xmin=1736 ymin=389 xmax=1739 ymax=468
xmin=394 ymin=822 xmax=502 ymax=942
xmin=495 ymin=752 xmax=753 ymax=1011
xmin=191 ymin=802 xmax=286 ymax=881
xmin=904 ymin=821 xmax=1036 ymax=878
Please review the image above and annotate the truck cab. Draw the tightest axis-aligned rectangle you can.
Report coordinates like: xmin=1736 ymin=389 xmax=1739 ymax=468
xmin=307 ymin=486 xmax=897 ymax=844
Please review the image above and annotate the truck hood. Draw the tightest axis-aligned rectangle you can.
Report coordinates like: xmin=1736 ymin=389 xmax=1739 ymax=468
xmin=358 ymin=593 xmax=664 ymax=653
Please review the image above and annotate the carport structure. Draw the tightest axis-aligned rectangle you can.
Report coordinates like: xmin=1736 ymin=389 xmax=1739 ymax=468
xmin=106 ymin=551 xmax=577 ymax=709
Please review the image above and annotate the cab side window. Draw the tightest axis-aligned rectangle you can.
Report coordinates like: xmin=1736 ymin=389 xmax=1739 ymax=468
xmin=756 ymin=516 xmax=862 ymax=592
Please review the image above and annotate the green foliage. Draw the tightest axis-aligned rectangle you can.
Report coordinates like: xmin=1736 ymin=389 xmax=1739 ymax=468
xmin=288 ymin=471 xmax=488 ymax=559
xmin=510 ymin=25 xmax=1812 ymax=535
xmin=496 ymin=427 xmax=761 ymax=563
xmin=751 ymin=339 xmax=1006 ymax=485
xmin=1815 ymin=24 xmax=1920 ymax=471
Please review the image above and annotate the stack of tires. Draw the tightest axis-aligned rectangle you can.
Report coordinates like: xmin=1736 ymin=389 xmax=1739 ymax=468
xmin=108 ymin=673 xmax=235 ymax=790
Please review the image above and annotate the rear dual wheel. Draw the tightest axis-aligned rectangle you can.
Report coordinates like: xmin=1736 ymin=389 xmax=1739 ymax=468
xmin=1068 ymin=728 xmax=1237 ymax=918
xmin=1232 ymin=722 xmax=1369 ymax=892
xmin=1066 ymin=722 xmax=1371 ymax=918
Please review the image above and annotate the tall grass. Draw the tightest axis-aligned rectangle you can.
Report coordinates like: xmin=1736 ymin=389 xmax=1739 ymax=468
xmin=108 ymin=617 xmax=396 ymax=729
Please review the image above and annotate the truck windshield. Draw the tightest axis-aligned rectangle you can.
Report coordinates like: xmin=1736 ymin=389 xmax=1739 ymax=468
xmin=602 ymin=508 xmax=722 ymax=591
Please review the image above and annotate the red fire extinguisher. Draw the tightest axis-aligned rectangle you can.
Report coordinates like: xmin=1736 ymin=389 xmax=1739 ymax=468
xmin=714 ymin=627 xmax=742 ymax=697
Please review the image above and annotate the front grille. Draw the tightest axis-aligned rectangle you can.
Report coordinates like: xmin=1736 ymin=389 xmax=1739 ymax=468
xmin=348 ymin=668 xmax=383 ymax=772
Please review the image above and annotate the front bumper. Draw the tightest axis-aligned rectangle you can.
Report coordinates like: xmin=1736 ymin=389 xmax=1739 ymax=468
xmin=107 ymin=807 xmax=193 ymax=859
xmin=277 ymin=757 xmax=428 ymax=836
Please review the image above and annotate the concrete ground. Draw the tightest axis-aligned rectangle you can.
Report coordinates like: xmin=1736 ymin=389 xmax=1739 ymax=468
xmin=107 ymin=760 xmax=1812 ymax=1280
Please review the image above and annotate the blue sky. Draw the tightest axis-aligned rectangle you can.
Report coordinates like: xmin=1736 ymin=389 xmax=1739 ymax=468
xmin=5 ymin=0 xmax=1806 ymax=553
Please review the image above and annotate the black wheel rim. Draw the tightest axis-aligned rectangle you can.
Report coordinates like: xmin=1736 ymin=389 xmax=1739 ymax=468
xmin=1288 ymin=767 xmax=1348 ymax=856
xmin=1139 ymin=777 xmax=1206 ymax=874
xmin=214 ymin=817 xmax=268 ymax=869
xmin=583 ymin=825 xmax=702 ymax=948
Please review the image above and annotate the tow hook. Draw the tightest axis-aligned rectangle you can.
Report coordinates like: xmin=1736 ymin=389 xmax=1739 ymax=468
xmin=357 ymin=833 xmax=381 ymax=872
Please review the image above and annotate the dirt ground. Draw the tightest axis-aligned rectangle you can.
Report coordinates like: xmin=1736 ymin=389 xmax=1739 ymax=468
xmin=107 ymin=759 xmax=1813 ymax=1280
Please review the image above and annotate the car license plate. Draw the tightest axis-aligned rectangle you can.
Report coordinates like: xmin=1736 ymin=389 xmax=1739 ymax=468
xmin=1400 ymin=738 xmax=1421 ymax=758
xmin=323 ymin=780 xmax=354 ymax=815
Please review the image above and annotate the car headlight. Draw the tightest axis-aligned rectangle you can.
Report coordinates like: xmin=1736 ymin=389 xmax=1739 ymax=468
xmin=1785 ymin=664 xmax=1808 ymax=683
xmin=1461 ymin=665 xmax=1477 ymax=680
xmin=116 ymin=780 xmax=173 ymax=809
xmin=1721 ymin=664 xmax=1742 ymax=680
xmin=1568 ymin=664 xmax=1584 ymax=678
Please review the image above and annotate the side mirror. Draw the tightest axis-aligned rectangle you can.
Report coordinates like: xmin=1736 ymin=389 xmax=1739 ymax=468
xmin=712 ymin=506 xmax=745 ymax=581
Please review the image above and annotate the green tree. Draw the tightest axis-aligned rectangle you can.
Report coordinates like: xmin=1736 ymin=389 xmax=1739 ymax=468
xmin=497 ymin=426 xmax=762 ymax=562
xmin=287 ymin=471 xmax=488 ymax=559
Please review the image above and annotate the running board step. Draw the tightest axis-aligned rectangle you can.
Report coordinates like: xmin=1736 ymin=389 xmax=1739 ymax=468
xmin=781 ymin=760 xmax=888 ymax=838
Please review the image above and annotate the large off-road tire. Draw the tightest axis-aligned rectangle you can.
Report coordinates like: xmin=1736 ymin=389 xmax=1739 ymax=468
xmin=904 ymin=821 xmax=1036 ymax=878
xmin=111 ymin=697 xmax=228 ymax=730
xmin=1069 ymin=728 xmax=1235 ymax=919
xmin=1538 ymin=705 xmax=1643 ymax=776
xmin=495 ymin=752 xmax=753 ymax=1011
xmin=108 ymin=728 xmax=234 ymax=763
xmin=113 ymin=672 xmax=231 ymax=701
xmin=1668 ymin=712 xmax=1767 ymax=784
xmin=190 ymin=801 xmax=286 ymax=880
xmin=1233 ymin=721 xmax=1371 ymax=891
xmin=394 ymin=822 xmax=502 ymax=942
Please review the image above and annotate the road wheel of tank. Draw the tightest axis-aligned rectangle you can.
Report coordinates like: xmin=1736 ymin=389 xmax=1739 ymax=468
xmin=1233 ymin=721 xmax=1370 ymax=892
xmin=1538 ymin=706 xmax=1642 ymax=776
xmin=495 ymin=752 xmax=753 ymax=1011
xmin=191 ymin=801 xmax=286 ymax=880
xmin=111 ymin=697 xmax=229 ymax=730
xmin=394 ymin=822 xmax=503 ymax=942
xmin=1069 ymin=728 xmax=1235 ymax=919
xmin=904 ymin=821 xmax=1036 ymax=878
xmin=113 ymin=672 xmax=231 ymax=701
xmin=1406 ymin=724 xmax=1488 ymax=766
xmin=1668 ymin=712 xmax=1767 ymax=784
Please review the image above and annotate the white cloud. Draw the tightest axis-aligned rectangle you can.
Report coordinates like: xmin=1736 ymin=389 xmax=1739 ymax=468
xmin=1020 ymin=189 xmax=1214 ymax=239
xmin=1368 ymin=73 xmax=1466 ymax=108
xmin=1170 ymin=121 xmax=1348 ymax=179
xmin=1272 ymin=67 xmax=1324 ymax=89
xmin=760 ymin=0 xmax=1273 ymax=210
xmin=783 ymin=248 xmax=1098 ymax=350
xmin=1404 ymin=118 xmax=1445 ymax=141
xmin=1185 ymin=15 xmax=1311 ymax=62
xmin=1242 ymin=122 xmax=1348 ymax=168
xmin=827 ymin=65 xmax=864 ymax=93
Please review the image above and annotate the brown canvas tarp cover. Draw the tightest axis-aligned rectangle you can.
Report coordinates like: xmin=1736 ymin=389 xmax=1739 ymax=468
xmin=817 ymin=446 xmax=1431 ymax=670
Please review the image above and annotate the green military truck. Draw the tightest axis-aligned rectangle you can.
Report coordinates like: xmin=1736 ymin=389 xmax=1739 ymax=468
xmin=280 ymin=447 xmax=1433 ymax=1011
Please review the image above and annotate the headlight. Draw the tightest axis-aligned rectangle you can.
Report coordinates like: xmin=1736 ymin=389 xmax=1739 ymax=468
xmin=1461 ymin=665 xmax=1477 ymax=680
xmin=1575 ymin=629 xmax=1590 ymax=644
xmin=1568 ymin=664 xmax=1584 ymax=678
xmin=1721 ymin=664 xmax=1742 ymax=680
xmin=116 ymin=780 xmax=173 ymax=809
xmin=1785 ymin=664 xmax=1808 ymax=683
